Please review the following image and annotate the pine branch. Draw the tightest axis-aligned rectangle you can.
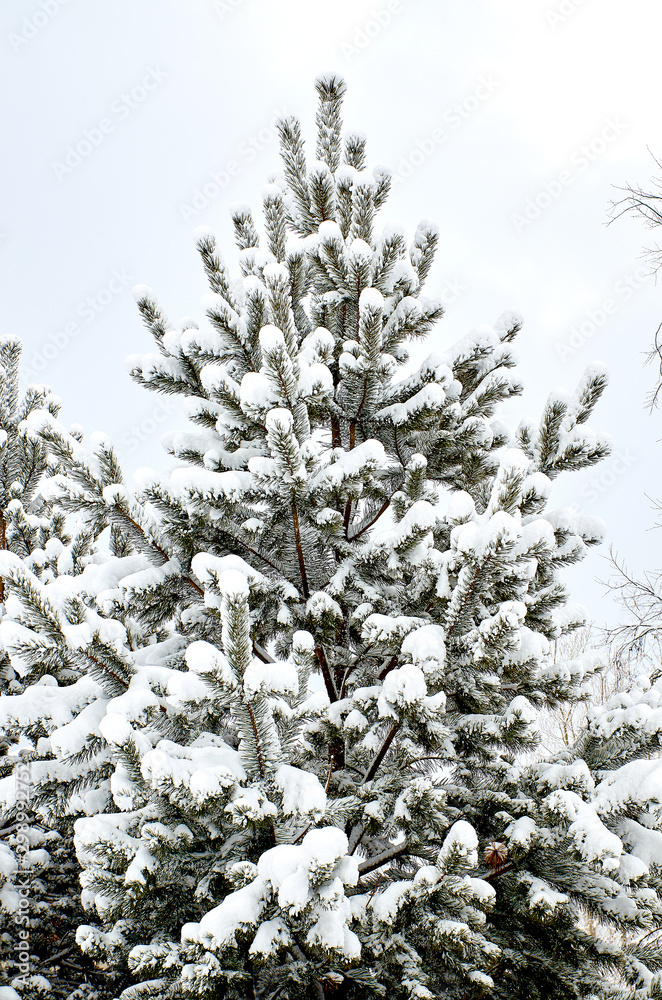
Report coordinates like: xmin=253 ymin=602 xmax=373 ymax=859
xmin=362 ymin=723 xmax=400 ymax=783
xmin=315 ymin=644 xmax=338 ymax=702
xmin=348 ymin=499 xmax=391 ymax=541
xmin=358 ymin=843 xmax=411 ymax=876
xmin=291 ymin=497 xmax=310 ymax=599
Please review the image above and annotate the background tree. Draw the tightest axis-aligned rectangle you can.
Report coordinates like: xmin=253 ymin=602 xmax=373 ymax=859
xmin=609 ymin=153 xmax=662 ymax=409
xmin=606 ymin=155 xmax=662 ymax=672
xmin=0 ymin=337 xmax=130 ymax=998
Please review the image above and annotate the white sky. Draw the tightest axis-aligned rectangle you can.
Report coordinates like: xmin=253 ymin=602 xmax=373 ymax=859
xmin=1 ymin=0 xmax=661 ymax=627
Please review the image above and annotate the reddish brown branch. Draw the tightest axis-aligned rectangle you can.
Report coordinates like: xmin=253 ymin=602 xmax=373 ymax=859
xmin=87 ymin=652 xmax=129 ymax=691
xmin=378 ymin=655 xmax=398 ymax=681
xmin=363 ymin=723 xmax=400 ymax=783
xmin=119 ymin=508 xmax=204 ymax=596
xmin=245 ymin=700 xmax=266 ymax=779
xmin=315 ymin=644 xmax=338 ymax=703
xmin=358 ymin=842 xmax=411 ymax=876
xmin=343 ymin=498 xmax=353 ymax=536
xmin=483 ymin=861 xmax=516 ymax=882
xmin=350 ymin=499 xmax=391 ymax=541
xmin=331 ymin=415 xmax=342 ymax=449
xmin=291 ymin=498 xmax=309 ymax=599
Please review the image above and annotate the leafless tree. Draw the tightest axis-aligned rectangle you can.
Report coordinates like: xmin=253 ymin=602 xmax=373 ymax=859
xmin=538 ymin=622 xmax=644 ymax=755
xmin=609 ymin=151 xmax=662 ymax=409
xmin=539 ymin=627 xmax=611 ymax=752
xmin=600 ymin=544 xmax=662 ymax=673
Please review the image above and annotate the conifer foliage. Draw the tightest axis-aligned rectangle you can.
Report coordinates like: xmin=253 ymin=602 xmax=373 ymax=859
xmin=0 ymin=339 xmax=129 ymax=997
xmin=3 ymin=76 xmax=662 ymax=1000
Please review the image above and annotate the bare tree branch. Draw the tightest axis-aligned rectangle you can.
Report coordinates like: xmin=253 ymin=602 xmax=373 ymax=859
xmin=608 ymin=150 xmax=662 ymax=409
xmin=599 ymin=545 xmax=662 ymax=665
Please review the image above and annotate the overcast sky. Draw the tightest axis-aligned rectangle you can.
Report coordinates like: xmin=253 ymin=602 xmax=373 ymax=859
xmin=1 ymin=0 xmax=661 ymax=628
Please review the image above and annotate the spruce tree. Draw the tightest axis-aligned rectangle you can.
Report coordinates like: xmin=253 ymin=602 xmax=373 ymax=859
xmin=4 ymin=75 xmax=662 ymax=999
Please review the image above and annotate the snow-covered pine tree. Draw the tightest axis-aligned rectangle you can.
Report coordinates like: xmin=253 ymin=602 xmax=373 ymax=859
xmin=0 ymin=338 xmax=131 ymax=998
xmin=6 ymin=74 xmax=662 ymax=999
xmin=0 ymin=335 xmax=78 ymax=990
xmin=484 ymin=666 xmax=662 ymax=1000
xmin=0 ymin=336 xmax=64 ymax=695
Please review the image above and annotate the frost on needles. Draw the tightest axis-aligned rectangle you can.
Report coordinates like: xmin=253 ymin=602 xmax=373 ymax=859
xmin=0 ymin=338 xmax=128 ymax=997
xmin=3 ymin=74 xmax=662 ymax=1000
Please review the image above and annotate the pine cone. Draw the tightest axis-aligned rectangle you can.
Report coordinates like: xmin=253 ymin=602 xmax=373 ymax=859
xmin=483 ymin=841 xmax=508 ymax=869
